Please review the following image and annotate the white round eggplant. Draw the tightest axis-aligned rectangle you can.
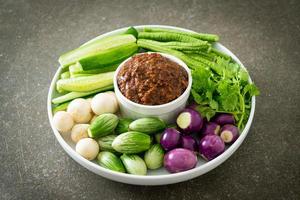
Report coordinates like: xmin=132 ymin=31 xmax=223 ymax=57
xmin=71 ymin=124 xmax=89 ymax=143
xmin=220 ymin=124 xmax=239 ymax=143
xmin=176 ymin=108 xmax=203 ymax=134
xmin=91 ymin=92 xmax=119 ymax=115
xmin=67 ymin=98 xmax=92 ymax=123
xmin=75 ymin=138 xmax=99 ymax=160
xmin=52 ymin=111 xmax=74 ymax=133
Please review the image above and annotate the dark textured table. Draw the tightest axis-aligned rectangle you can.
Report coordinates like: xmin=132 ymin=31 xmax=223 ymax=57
xmin=1 ymin=0 xmax=299 ymax=199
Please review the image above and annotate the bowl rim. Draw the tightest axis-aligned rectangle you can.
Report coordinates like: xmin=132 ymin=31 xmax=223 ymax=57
xmin=47 ymin=25 xmax=256 ymax=184
xmin=113 ymin=52 xmax=192 ymax=110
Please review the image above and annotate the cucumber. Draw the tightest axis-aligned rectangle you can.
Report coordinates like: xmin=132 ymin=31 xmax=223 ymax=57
xmin=52 ymin=84 xmax=113 ymax=105
xmin=60 ymin=71 xmax=70 ymax=79
xmin=52 ymin=101 xmax=70 ymax=113
xmin=79 ymin=42 xmax=138 ymax=70
xmin=88 ymin=113 xmax=119 ymax=138
xmin=56 ymin=71 xmax=114 ymax=92
xmin=72 ymin=63 xmax=119 ymax=75
xmin=112 ymin=131 xmax=151 ymax=154
xmin=59 ymin=34 xmax=137 ymax=68
xmin=70 ymin=73 xmax=94 ymax=78
xmin=56 ymin=83 xmax=67 ymax=94
xmin=129 ymin=117 xmax=166 ymax=134
xmin=97 ymin=151 xmax=125 ymax=173
xmin=69 ymin=62 xmax=83 ymax=74
xmin=115 ymin=118 xmax=133 ymax=134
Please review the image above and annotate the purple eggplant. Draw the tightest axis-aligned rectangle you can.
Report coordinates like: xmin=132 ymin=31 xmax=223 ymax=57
xmin=176 ymin=108 xmax=203 ymax=134
xmin=213 ymin=114 xmax=235 ymax=126
xmin=199 ymin=135 xmax=225 ymax=161
xmin=180 ymin=135 xmax=198 ymax=152
xmin=220 ymin=124 xmax=239 ymax=144
xmin=164 ymin=148 xmax=197 ymax=173
xmin=201 ymin=122 xmax=220 ymax=135
xmin=186 ymin=102 xmax=198 ymax=110
xmin=160 ymin=128 xmax=181 ymax=151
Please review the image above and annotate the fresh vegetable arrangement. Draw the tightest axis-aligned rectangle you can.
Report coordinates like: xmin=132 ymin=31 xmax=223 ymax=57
xmin=51 ymin=26 xmax=259 ymax=176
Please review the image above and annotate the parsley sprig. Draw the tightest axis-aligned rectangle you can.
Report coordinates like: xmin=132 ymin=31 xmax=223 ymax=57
xmin=191 ymin=57 xmax=259 ymax=130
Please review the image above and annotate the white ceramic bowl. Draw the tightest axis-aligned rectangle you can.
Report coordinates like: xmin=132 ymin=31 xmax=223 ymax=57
xmin=114 ymin=52 xmax=192 ymax=124
xmin=47 ymin=25 xmax=256 ymax=185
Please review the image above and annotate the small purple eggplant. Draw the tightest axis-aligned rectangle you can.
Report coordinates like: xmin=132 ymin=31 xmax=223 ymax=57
xmin=201 ymin=122 xmax=220 ymax=136
xmin=213 ymin=114 xmax=235 ymax=126
xmin=220 ymin=124 xmax=239 ymax=144
xmin=186 ymin=102 xmax=198 ymax=111
xmin=176 ymin=108 xmax=203 ymax=134
xmin=180 ymin=135 xmax=198 ymax=152
xmin=164 ymin=148 xmax=197 ymax=173
xmin=199 ymin=135 xmax=225 ymax=161
xmin=160 ymin=128 xmax=181 ymax=151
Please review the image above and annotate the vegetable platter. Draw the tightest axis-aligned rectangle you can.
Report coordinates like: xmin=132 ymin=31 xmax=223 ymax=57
xmin=48 ymin=25 xmax=258 ymax=185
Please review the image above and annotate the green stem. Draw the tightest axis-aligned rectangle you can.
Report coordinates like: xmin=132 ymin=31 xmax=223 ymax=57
xmin=216 ymin=110 xmax=242 ymax=115
xmin=237 ymin=93 xmax=245 ymax=129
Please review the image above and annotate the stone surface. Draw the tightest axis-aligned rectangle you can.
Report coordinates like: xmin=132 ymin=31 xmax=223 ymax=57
xmin=0 ymin=0 xmax=299 ymax=199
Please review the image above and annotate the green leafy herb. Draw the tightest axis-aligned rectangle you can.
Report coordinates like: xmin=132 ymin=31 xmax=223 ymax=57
xmin=191 ymin=56 xmax=259 ymax=130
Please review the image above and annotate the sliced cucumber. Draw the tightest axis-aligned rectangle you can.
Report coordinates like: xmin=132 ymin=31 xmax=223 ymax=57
xmin=52 ymin=101 xmax=70 ymax=113
xmin=60 ymin=71 xmax=70 ymax=79
xmin=59 ymin=34 xmax=137 ymax=68
xmin=79 ymin=42 xmax=138 ymax=70
xmin=56 ymin=71 xmax=114 ymax=92
xmin=72 ymin=63 xmax=119 ymax=75
xmin=52 ymin=85 xmax=113 ymax=105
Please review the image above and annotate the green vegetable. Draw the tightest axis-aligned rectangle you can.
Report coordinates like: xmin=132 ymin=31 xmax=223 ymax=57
xmin=72 ymin=63 xmax=119 ymax=75
xmin=115 ymin=118 xmax=133 ymax=134
xmin=144 ymin=144 xmax=164 ymax=169
xmin=129 ymin=117 xmax=166 ymax=134
xmin=59 ymin=34 xmax=137 ymax=68
xmin=120 ymin=154 xmax=147 ymax=175
xmin=112 ymin=131 xmax=151 ymax=154
xmin=143 ymin=27 xmax=219 ymax=42
xmin=154 ymin=132 xmax=162 ymax=143
xmin=52 ymin=85 xmax=113 ymax=105
xmin=88 ymin=113 xmax=119 ymax=138
xmin=70 ymin=73 xmax=94 ymax=78
xmin=56 ymin=71 xmax=114 ymax=92
xmin=211 ymin=48 xmax=231 ymax=60
xmin=185 ymin=53 xmax=216 ymax=69
xmin=137 ymin=39 xmax=207 ymax=69
xmin=136 ymin=39 xmax=210 ymax=51
xmin=184 ymin=52 xmax=215 ymax=62
xmin=79 ymin=42 xmax=138 ymax=70
xmin=97 ymin=151 xmax=125 ymax=173
xmin=56 ymin=83 xmax=66 ymax=94
xmin=97 ymin=135 xmax=118 ymax=153
xmin=191 ymin=57 xmax=259 ymax=129
xmin=138 ymin=32 xmax=208 ymax=44
xmin=60 ymin=71 xmax=70 ymax=79
xmin=69 ymin=62 xmax=83 ymax=74
xmin=52 ymin=101 xmax=70 ymax=113
xmin=124 ymin=26 xmax=138 ymax=38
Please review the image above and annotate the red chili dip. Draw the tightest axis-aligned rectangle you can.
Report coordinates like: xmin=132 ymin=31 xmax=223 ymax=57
xmin=117 ymin=53 xmax=188 ymax=105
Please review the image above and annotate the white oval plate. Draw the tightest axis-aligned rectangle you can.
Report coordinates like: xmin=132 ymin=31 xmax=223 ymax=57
xmin=47 ymin=25 xmax=256 ymax=185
